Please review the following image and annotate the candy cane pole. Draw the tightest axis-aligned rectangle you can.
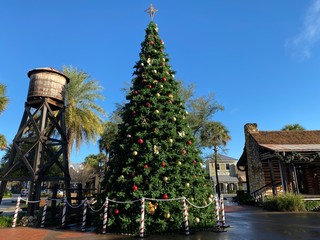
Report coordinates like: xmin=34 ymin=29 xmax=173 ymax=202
xmin=182 ymin=197 xmax=190 ymax=235
xmin=220 ymin=195 xmax=225 ymax=225
xmin=61 ymin=198 xmax=67 ymax=228
xmin=215 ymin=195 xmax=220 ymax=227
xmin=81 ymin=198 xmax=88 ymax=232
xmin=139 ymin=197 xmax=145 ymax=237
xmin=102 ymin=197 xmax=109 ymax=234
xmin=40 ymin=197 xmax=48 ymax=228
xmin=12 ymin=196 xmax=21 ymax=228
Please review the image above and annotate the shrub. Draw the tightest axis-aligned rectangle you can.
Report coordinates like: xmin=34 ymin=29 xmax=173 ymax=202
xmin=304 ymin=200 xmax=320 ymax=212
xmin=3 ymin=190 xmax=12 ymax=198
xmin=0 ymin=216 xmax=13 ymax=227
xmin=262 ymin=193 xmax=305 ymax=212
xmin=233 ymin=193 xmax=255 ymax=205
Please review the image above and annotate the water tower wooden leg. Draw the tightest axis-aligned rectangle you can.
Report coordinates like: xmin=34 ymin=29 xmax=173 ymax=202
xmin=0 ymin=181 xmax=8 ymax=204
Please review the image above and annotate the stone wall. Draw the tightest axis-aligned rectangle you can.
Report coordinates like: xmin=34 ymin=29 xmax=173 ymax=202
xmin=244 ymin=123 xmax=266 ymax=194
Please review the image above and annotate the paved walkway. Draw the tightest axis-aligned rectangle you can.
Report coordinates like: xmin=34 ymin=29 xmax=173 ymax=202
xmin=1 ymin=202 xmax=320 ymax=239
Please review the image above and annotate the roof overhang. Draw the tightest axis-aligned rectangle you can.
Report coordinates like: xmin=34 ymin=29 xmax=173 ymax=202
xmin=259 ymin=144 xmax=320 ymax=152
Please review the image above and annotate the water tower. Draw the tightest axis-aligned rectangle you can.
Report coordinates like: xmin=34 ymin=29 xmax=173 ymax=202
xmin=0 ymin=67 xmax=71 ymax=214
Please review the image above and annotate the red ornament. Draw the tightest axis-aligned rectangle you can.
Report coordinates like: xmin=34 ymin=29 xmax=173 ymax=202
xmin=154 ymin=35 xmax=157 ymax=39
xmin=132 ymin=111 xmax=136 ymax=115
xmin=162 ymin=62 xmax=165 ymax=66
xmin=182 ymin=149 xmax=187 ymax=155
xmin=150 ymin=40 xmax=154 ymax=44
xmin=163 ymin=193 xmax=168 ymax=199
xmin=131 ymin=172 xmax=136 ymax=177
xmin=153 ymin=128 xmax=157 ymax=133
xmin=161 ymin=161 xmax=166 ymax=167
xmin=133 ymin=184 xmax=138 ymax=191
xmin=146 ymin=102 xmax=151 ymax=107
xmin=144 ymin=164 xmax=149 ymax=169
xmin=138 ymin=138 xmax=144 ymax=144
xmin=193 ymin=160 xmax=197 ymax=165
xmin=162 ymin=78 xmax=167 ymax=82
xmin=114 ymin=209 xmax=119 ymax=215
xmin=134 ymin=90 xmax=138 ymax=95
xmin=147 ymin=84 xmax=152 ymax=89
xmin=187 ymin=140 xmax=192 ymax=145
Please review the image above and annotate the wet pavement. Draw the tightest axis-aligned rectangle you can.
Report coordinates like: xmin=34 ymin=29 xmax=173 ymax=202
xmin=1 ymin=197 xmax=320 ymax=240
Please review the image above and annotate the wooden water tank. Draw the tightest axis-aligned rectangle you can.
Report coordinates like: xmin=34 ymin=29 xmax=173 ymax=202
xmin=27 ymin=67 xmax=70 ymax=104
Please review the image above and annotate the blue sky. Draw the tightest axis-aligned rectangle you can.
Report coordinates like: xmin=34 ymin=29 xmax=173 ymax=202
xmin=1 ymin=0 xmax=320 ymax=163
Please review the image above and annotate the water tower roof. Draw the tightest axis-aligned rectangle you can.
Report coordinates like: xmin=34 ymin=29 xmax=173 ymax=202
xmin=27 ymin=67 xmax=70 ymax=83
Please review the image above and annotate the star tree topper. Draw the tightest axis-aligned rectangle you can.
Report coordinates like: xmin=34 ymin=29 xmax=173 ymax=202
xmin=145 ymin=4 xmax=158 ymax=20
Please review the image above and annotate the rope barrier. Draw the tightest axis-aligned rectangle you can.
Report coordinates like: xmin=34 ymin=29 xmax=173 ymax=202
xmin=11 ymin=194 xmax=221 ymax=234
xmin=185 ymin=198 xmax=214 ymax=209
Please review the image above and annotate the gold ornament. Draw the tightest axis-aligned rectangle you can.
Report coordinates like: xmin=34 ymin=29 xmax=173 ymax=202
xmin=148 ymin=202 xmax=158 ymax=215
xmin=195 ymin=217 xmax=200 ymax=223
xmin=153 ymin=145 xmax=160 ymax=154
xmin=164 ymin=212 xmax=171 ymax=219
xmin=132 ymin=151 xmax=138 ymax=156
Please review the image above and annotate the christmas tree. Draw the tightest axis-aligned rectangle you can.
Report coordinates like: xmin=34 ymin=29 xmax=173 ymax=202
xmin=103 ymin=18 xmax=215 ymax=234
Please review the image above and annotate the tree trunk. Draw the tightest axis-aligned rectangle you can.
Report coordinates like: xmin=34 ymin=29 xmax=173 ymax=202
xmin=214 ymin=147 xmax=221 ymax=200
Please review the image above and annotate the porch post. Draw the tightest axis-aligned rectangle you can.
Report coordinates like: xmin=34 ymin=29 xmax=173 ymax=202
xmin=268 ymin=159 xmax=277 ymax=195
xmin=278 ymin=160 xmax=286 ymax=193
xmin=292 ymin=163 xmax=299 ymax=194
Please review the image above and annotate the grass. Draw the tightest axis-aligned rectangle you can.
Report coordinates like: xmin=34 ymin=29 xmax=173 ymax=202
xmin=262 ymin=193 xmax=305 ymax=212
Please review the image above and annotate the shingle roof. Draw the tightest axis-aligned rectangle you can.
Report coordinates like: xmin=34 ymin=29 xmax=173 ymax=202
xmin=217 ymin=154 xmax=238 ymax=161
xmin=251 ymin=130 xmax=320 ymax=144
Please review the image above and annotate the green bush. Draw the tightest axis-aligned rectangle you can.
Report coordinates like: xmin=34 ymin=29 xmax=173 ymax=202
xmin=233 ymin=193 xmax=255 ymax=205
xmin=262 ymin=193 xmax=305 ymax=212
xmin=0 ymin=216 xmax=13 ymax=227
xmin=304 ymin=200 xmax=320 ymax=212
xmin=3 ymin=190 xmax=12 ymax=198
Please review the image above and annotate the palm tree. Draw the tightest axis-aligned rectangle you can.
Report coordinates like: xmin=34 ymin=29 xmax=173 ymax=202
xmin=281 ymin=124 xmax=305 ymax=131
xmin=63 ymin=65 xmax=106 ymax=162
xmin=98 ymin=121 xmax=118 ymax=163
xmin=0 ymin=84 xmax=8 ymax=115
xmin=0 ymin=84 xmax=9 ymax=150
xmin=0 ymin=134 xmax=7 ymax=150
xmin=200 ymin=121 xmax=231 ymax=200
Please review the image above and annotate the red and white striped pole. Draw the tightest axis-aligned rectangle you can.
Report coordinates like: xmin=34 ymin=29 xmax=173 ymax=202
xmin=40 ymin=197 xmax=48 ymax=228
xmin=215 ymin=195 xmax=220 ymax=227
xmin=220 ymin=195 xmax=225 ymax=225
xmin=139 ymin=197 xmax=145 ymax=237
xmin=61 ymin=198 xmax=67 ymax=228
xmin=12 ymin=196 xmax=21 ymax=227
xmin=102 ymin=197 xmax=109 ymax=234
xmin=81 ymin=198 xmax=88 ymax=232
xmin=182 ymin=197 xmax=190 ymax=235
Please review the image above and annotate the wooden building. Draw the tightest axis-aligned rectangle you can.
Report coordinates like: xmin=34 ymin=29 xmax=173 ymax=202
xmin=237 ymin=123 xmax=320 ymax=201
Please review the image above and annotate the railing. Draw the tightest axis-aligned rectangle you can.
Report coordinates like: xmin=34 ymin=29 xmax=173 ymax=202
xmin=251 ymin=181 xmax=282 ymax=204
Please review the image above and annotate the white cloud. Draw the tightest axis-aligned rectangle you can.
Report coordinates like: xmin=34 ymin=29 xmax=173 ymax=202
xmin=286 ymin=0 xmax=320 ymax=60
